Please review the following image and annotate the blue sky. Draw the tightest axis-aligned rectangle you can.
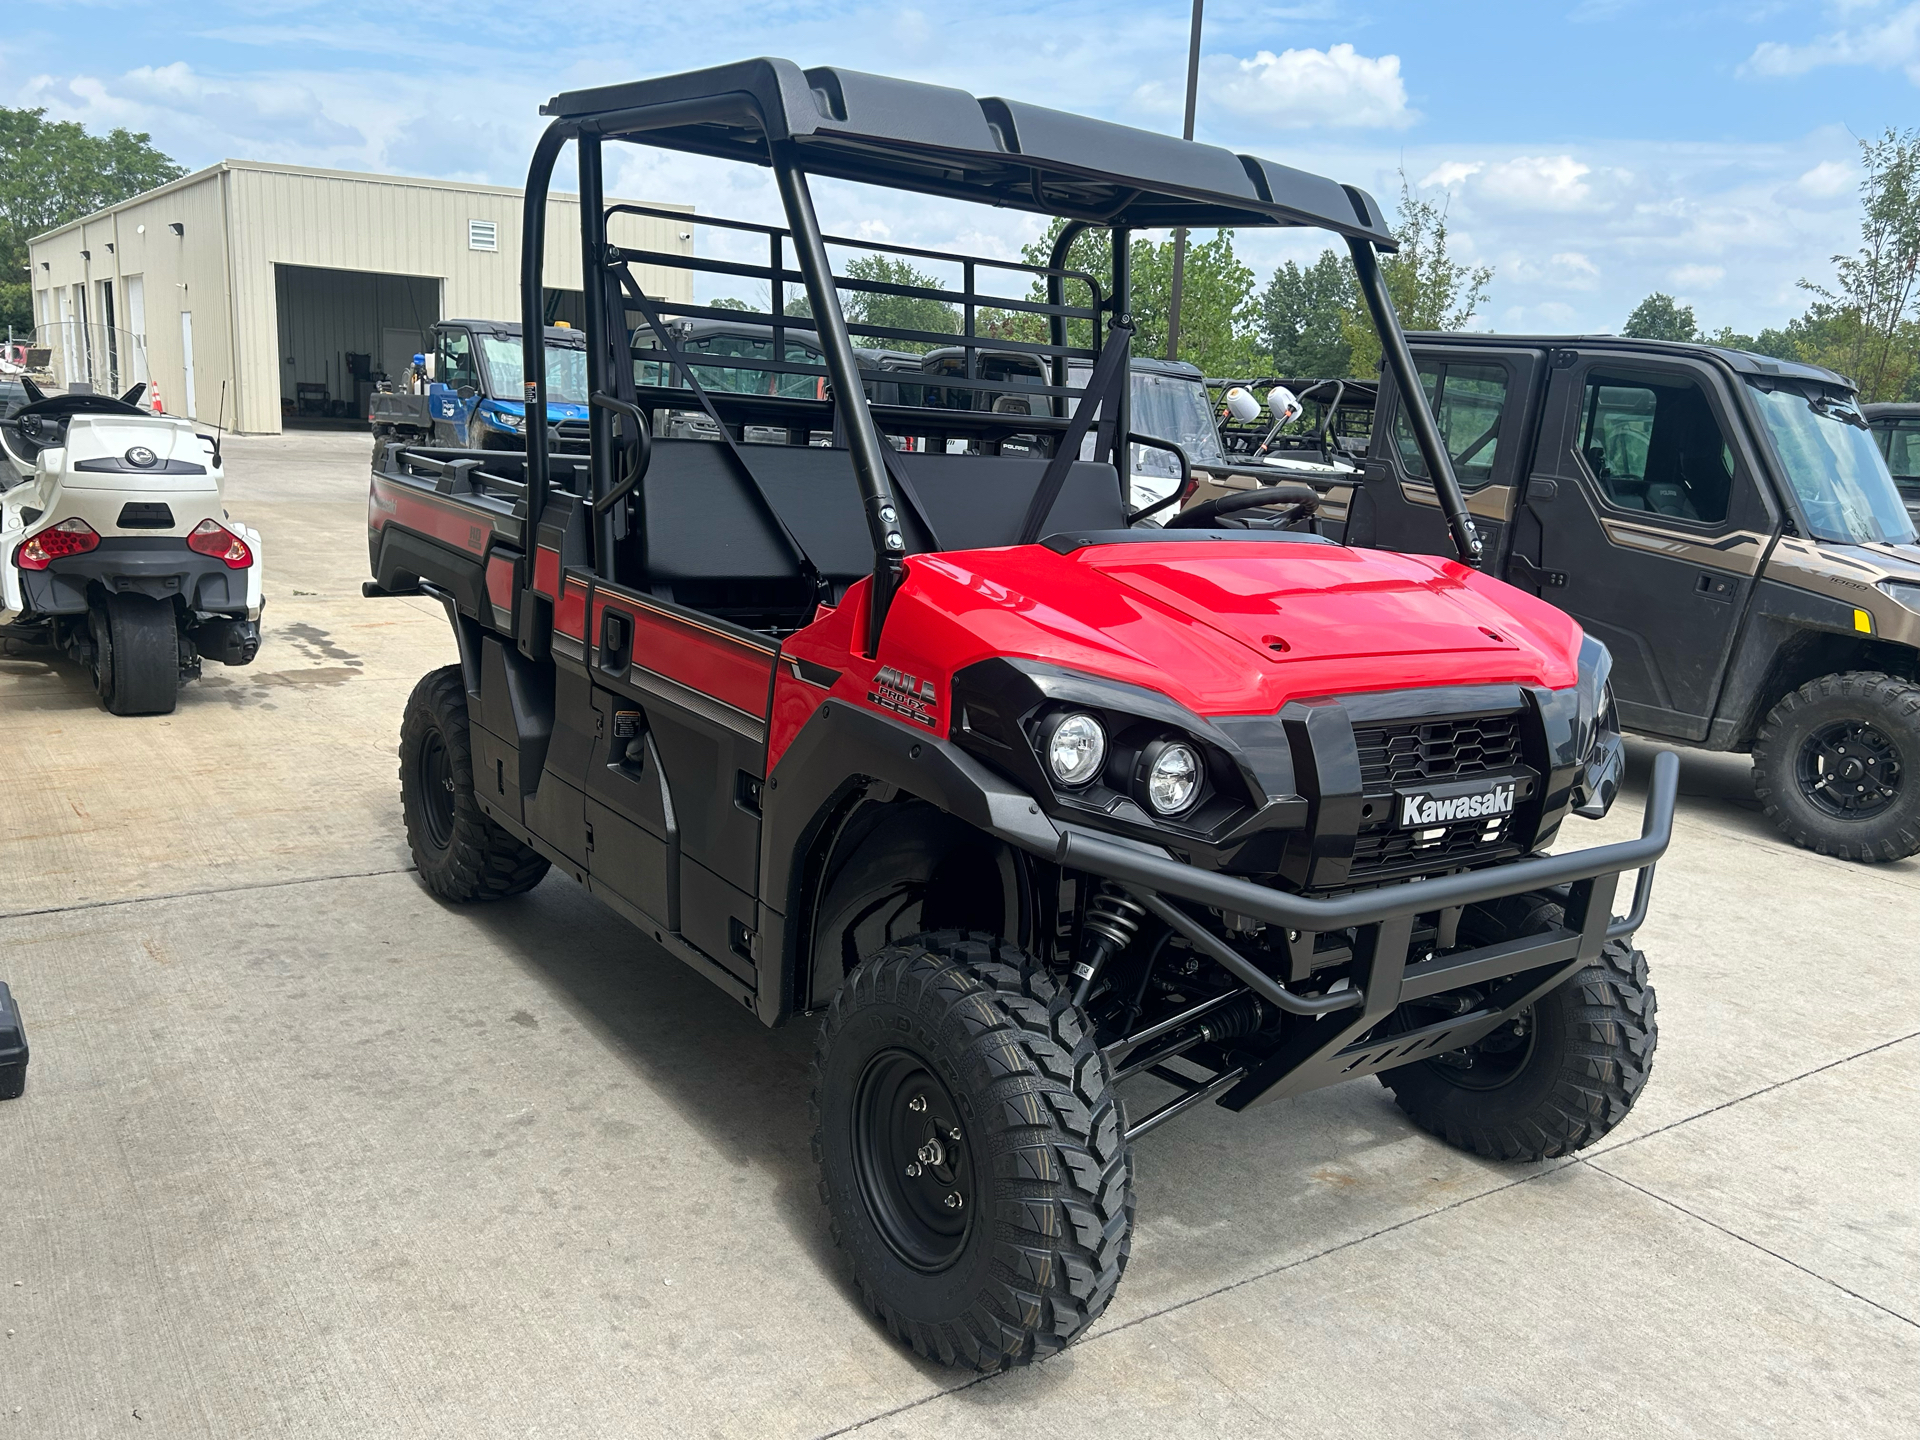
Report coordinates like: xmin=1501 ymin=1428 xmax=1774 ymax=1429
xmin=6 ymin=1 xmax=1919 ymax=335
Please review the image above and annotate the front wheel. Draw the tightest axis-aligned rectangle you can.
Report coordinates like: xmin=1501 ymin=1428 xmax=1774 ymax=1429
xmin=93 ymin=592 xmax=180 ymax=716
xmin=399 ymin=666 xmax=550 ymax=901
xmin=1752 ymin=671 xmax=1920 ymax=862
xmin=811 ymin=932 xmax=1134 ymax=1370
xmin=1381 ymin=895 xmax=1657 ymax=1161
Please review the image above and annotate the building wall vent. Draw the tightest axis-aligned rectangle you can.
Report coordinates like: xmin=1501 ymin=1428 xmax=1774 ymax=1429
xmin=468 ymin=219 xmax=499 ymax=253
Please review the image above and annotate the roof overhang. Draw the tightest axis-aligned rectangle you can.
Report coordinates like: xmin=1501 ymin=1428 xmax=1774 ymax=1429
xmin=544 ymin=58 xmax=1394 ymax=247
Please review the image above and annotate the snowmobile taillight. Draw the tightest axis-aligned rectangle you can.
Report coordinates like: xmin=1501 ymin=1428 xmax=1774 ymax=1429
xmin=187 ymin=519 xmax=252 ymax=569
xmin=14 ymin=518 xmax=100 ymax=570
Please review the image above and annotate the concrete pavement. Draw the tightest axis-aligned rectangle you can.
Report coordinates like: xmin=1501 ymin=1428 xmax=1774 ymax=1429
xmin=1 ymin=431 xmax=1914 ymax=1437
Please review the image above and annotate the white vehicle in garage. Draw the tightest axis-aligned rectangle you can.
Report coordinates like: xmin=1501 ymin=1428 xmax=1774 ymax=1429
xmin=0 ymin=379 xmax=264 ymax=715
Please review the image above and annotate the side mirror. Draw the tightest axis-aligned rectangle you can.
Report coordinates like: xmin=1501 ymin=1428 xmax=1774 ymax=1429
xmin=456 ymin=385 xmax=476 ymax=401
xmin=1266 ymin=386 xmax=1302 ymax=428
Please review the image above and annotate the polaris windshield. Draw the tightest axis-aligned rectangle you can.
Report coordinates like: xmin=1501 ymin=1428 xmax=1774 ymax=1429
xmin=1749 ymin=383 xmax=1916 ymax=546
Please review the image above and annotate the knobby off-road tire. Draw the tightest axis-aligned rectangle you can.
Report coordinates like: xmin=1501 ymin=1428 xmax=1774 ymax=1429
xmin=93 ymin=592 xmax=180 ymax=715
xmin=1752 ymin=671 xmax=1920 ymax=863
xmin=811 ymin=932 xmax=1133 ymax=1370
xmin=399 ymin=665 xmax=549 ymax=901
xmin=1382 ymin=895 xmax=1657 ymax=1161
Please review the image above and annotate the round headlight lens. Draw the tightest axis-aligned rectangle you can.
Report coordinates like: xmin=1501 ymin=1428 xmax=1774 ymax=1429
xmin=1046 ymin=713 xmax=1106 ymax=787
xmin=1146 ymin=742 xmax=1202 ymax=815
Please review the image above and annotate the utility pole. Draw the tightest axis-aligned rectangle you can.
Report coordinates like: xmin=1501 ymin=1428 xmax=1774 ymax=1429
xmin=1165 ymin=0 xmax=1205 ymax=362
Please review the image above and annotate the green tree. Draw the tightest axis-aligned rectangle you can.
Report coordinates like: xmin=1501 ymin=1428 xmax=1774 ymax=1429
xmin=1259 ymin=249 xmax=1355 ymax=377
xmin=1799 ymin=126 xmax=1920 ymax=402
xmin=1622 ymin=292 xmax=1700 ymax=342
xmin=1339 ymin=177 xmax=1493 ymax=375
xmin=784 ymin=253 xmax=959 ymax=352
xmin=0 ymin=107 xmax=186 ymax=333
xmin=1002 ymin=219 xmax=1264 ymax=377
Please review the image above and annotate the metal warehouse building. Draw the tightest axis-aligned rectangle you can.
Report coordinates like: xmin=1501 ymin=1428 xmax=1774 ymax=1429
xmin=27 ymin=160 xmax=693 ymax=434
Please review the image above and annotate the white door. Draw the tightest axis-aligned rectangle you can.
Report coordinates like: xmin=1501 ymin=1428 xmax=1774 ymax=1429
xmin=180 ymin=311 xmax=198 ymax=420
xmin=125 ymin=276 xmax=150 ymax=388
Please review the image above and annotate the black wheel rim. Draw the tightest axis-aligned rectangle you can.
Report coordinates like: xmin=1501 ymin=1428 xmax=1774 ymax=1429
xmin=851 ymin=1049 xmax=975 ymax=1273
xmin=417 ymin=728 xmax=457 ymax=850
xmin=1796 ymin=719 xmax=1903 ymax=819
xmin=1425 ymin=1008 xmax=1537 ymax=1091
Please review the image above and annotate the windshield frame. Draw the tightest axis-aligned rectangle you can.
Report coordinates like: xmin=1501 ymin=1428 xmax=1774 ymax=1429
xmin=1743 ymin=380 xmax=1917 ymax=548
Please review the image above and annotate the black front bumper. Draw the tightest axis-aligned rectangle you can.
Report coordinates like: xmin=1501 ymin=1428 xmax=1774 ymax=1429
xmin=19 ymin=538 xmax=249 ymax=615
xmin=1035 ymin=750 xmax=1678 ymax=1118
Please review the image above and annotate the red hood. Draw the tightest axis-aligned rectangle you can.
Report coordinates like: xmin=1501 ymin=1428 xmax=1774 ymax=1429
xmin=866 ymin=540 xmax=1584 ymax=717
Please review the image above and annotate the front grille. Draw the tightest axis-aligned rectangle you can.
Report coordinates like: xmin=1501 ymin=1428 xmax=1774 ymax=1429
xmin=1347 ymin=709 xmax=1527 ymax=884
xmin=1355 ymin=713 xmax=1524 ymax=791
xmin=1350 ymin=814 xmax=1516 ymax=875
xmin=552 ymin=419 xmax=590 ymax=453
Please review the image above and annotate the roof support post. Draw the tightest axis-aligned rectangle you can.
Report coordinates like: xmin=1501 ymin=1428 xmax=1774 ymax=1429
xmin=771 ymin=143 xmax=905 ymax=655
xmin=1110 ymin=227 xmax=1133 ymax=495
xmin=577 ymin=130 xmax=617 ymax=579
xmin=521 ymin=122 xmax=568 ymax=534
xmin=1046 ymin=220 xmax=1090 ymax=420
xmin=1346 ymin=236 xmax=1482 ymax=566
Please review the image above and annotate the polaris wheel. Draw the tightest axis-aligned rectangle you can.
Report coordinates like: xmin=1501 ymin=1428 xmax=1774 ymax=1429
xmin=811 ymin=932 xmax=1133 ymax=1370
xmin=1381 ymin=895 xmax=1657 ymax=1161
xmin=93 ymin=592 xmax=180 ymax=716
xmin=1752 ymin=671 xmax=1920 ymax=862
xmin=399 ymin=665 xmax=550 ymax=901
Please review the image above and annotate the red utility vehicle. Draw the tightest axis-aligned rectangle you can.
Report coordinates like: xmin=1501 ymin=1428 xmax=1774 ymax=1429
xmin=367 ymin=60 xmax=1676 ymax=1370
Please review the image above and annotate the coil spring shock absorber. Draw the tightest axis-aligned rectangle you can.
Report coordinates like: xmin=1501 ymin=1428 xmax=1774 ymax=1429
xmin=1073 ymin=884 xmax=1146 ymax=1008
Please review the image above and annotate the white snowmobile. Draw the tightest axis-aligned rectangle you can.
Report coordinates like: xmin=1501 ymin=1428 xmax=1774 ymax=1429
xmin=0 ymin=378 xmax=263 ymax=715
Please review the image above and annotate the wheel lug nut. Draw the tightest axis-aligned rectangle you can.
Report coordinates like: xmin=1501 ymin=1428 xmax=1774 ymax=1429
xmin=947 ymin=1126 xmax=962 ymax=1142
xmin=905 ymin=1162 xmax=922 ymax=1178
xmin=907 ymin=1095 xmax=927 ymax=1113
xmin=944 ymin=1192 xmax=963 ymax=1210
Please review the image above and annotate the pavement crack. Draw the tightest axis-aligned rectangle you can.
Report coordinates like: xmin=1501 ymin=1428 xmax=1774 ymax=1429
xmin=1579 ymin=1160 xmax=1918 ymax=1329
xmin=0 ymin=866 xmax=418 ymax=922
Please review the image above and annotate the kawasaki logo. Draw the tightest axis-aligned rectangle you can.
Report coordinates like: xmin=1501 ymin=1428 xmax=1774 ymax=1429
xmin=868 ymin=665 xmax=939 ymax=728
xmin=1399 ymin=782 xmax=1516 ymax=828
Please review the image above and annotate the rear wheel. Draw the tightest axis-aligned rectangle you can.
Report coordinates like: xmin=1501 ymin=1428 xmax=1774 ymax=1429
xmin=811 ymin=932 xmax=1133 ymax=1370
xmin=399 ymin=665 xmax=549 ymax=901
xmin=1753 ymin=671 xmax=1920 ymax=862
xmin=93 ymin=592 xmax=180 ymax=716
xmin=1381 ymin=895 xmax=1657 ymax=1161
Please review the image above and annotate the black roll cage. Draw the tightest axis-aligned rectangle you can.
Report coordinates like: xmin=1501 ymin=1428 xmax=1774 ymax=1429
xmin=518 ymin=59 xmax=1480 ymax=650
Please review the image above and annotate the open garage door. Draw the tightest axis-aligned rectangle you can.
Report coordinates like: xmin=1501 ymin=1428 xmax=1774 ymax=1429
xmin=275 ymin=264 xmax=441 ymax=427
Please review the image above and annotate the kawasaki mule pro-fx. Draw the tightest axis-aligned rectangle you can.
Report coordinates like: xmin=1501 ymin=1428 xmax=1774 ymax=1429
xmin=366 ymin=60 xmax=1676 ymax=1370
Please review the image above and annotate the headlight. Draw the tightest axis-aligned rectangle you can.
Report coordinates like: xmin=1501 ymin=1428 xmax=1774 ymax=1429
xmin=486 ymin=407 xmax=525 ymax=432
xmin=1044 ymin=712 xmax=1106 ymax=787
xmin=1141 ymin=739 xmax=1202 ymax=815
xmin=1883 ymin=580 xmax=1920 ymax=615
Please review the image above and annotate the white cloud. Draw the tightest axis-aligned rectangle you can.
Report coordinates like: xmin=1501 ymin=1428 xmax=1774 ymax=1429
xmin=1474 ymin=156 xmax=1597 ymax=211
xmin=1791 ymin=159 xmax=1856 ymax=198
xmin=1205 ymin=44 xmax=1417 ymax=129
xmin=1419 ymin=161 xmax=1483 ymax=189
xmin=1670 ymin=263 xmax=1726 ymax=288
xmin=1744 ymin=2 xmax=1920 ymax=82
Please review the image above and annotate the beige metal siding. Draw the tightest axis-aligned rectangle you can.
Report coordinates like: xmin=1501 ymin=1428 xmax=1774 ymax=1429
xmin=31 ymin=161 xmax=693 ymax=434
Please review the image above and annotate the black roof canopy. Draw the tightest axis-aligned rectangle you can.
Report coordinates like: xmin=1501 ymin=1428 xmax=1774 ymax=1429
xmin=544 ymin=58 xmax=1394 ymax=245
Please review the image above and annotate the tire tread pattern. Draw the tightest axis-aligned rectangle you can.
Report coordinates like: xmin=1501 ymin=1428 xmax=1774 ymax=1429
xmin=1752 ymin=670 xmax=1920 ymax=863
xmin=1385 ymin=933 xmax=1657 ymax=1161
xmin=399 ymin=666 xmax=549 ymax=901
xmin=810 ymin=932 xmax=1134 ymax=1371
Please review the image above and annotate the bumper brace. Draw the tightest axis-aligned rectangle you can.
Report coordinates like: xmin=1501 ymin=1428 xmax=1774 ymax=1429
xmin=1054 ymin=751 xmax=1679 ymax=1128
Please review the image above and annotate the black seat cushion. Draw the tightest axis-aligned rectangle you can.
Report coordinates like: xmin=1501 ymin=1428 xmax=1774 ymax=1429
xmin=636 ymin=439 xmax=1125 ymax=584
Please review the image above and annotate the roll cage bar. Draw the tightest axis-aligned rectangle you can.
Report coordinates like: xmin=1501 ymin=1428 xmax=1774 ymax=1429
xmin=519 ymin=58 xmax=1481 ymax=652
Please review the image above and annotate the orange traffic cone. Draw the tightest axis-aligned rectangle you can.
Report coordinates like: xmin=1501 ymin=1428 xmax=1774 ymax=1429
xmin=150 ymin=382 xmax=164 ymax=414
